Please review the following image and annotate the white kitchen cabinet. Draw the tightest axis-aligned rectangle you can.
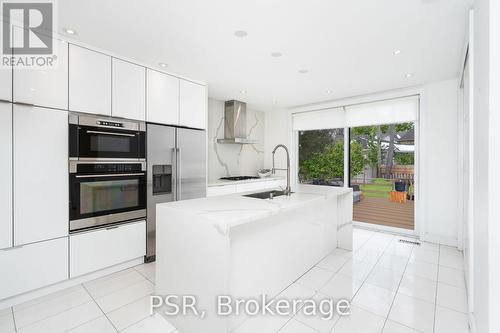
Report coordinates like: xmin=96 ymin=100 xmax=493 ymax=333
xmin=0 ymin=102 xmax=12 ymax=250
xmin=179 ymin=80 xmax=206 ymax=129
xmin=13 ymin=105 xmax=68 ymax=246
xmin=207 ymin=184 xmax=238 ymax=197
xmin=70 ymin=221 xmax=146 ymax=278
xmin=0 ymin=66 xmax=11 ymax=102
xmin=146 ymin=69 xmax=179 ymax=125
xmin=112 ymin=58 xmax=146 ymax=121
xmin=13 ymin=29 xmax=68 ymax=110
xmin=0 ymin=237 xmax=68 ymax=299
xmin=69 ymin=45 xmax=111 ymax=116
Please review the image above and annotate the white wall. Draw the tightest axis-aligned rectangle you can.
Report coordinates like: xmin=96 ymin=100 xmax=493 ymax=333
xmin=488 ymin=1 xmax=500 ymax=331
xmin=419 ymin=79 xmax=460 ymax=246
xmin=471 ymin=0 xmax=499 ymax=332
xmin=207 ymin=98 xmax=265 ymax=181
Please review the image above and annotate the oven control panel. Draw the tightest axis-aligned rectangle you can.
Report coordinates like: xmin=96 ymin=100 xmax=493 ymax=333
xmin=75 ymin=163 xmax=144 ymax=174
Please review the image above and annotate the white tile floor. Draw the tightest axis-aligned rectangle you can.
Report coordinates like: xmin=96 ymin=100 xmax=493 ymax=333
xmin=0 ymin=228 xmax=470 ymax=333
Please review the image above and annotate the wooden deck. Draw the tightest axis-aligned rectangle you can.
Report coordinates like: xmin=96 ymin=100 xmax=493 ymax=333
xmin=353 ymin=197 xmax=414 ymax=230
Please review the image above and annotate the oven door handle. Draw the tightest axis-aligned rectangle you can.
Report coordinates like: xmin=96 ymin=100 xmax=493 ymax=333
xmin=75 ymin=172 xmax=145 ymax=178
xmin=86 ymin=130 xmax=136 ymax=137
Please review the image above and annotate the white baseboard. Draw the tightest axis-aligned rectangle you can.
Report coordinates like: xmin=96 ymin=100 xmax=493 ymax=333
xmin=420 ymin=233 xmax=458 ymax=247
xmin=0 ymin=257 xmax=144 ymax=310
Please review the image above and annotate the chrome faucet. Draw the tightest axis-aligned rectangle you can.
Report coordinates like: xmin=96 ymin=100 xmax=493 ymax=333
xmin=272 ymin=144 xmax=291 ymax=196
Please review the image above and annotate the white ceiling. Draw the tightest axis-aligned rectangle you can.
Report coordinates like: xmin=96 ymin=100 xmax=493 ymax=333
xmin=58 ymin=0 xmax=472 ymax=111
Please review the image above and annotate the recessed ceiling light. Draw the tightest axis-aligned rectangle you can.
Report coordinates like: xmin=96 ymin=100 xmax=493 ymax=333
xmin=63 ymin=28 xmax=77 ymax=35
xmin=325 ymin=90 xmax=333 ymax=94
xmin=234 ymin=30 xmax=248 ymax=38
xmin=405 ymin=73 xmax=414 ymax=78
xmin=298 ymin=69 xmax=309 ymax=74
xmin=393 ymin=49 xmax=401 ymax=55
xmin=239 ymin=90 xmax=247 ymax=94
xmin=271 ymin=52 xmax=282 ymax=57
xmin=159 ymin=63 xmax=168 ymax=68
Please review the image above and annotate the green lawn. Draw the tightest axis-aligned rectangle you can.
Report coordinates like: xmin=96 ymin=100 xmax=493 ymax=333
xmin=359 ymin=178 xmax=393 ymax=199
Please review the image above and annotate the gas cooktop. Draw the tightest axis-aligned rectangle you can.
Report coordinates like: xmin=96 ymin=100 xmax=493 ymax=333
xmin=220 ymin=176 xmax=260 ymax=181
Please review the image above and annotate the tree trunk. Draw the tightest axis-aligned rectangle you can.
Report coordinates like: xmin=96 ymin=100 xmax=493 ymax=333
xmin=376 ymin=125 xmax=382 ymax=178
xmin=385 ymin=124 xmax=396 ymax=179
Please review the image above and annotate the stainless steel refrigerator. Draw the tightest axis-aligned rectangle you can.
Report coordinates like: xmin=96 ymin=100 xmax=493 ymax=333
xmin=146 ymin=124 xmax=206 ymax=262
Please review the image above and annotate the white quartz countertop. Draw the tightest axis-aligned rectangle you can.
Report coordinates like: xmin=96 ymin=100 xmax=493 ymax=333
xmin=207 ymin=176 xmax=285 ymax=187
xmin=157 ymin=184 xmax=352 ymax=233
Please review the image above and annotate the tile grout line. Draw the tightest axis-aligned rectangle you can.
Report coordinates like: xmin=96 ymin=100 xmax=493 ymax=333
xmin=378 ymin=237 xmax=413 ymax=333
xmin=432 ymin=246 xmax=441 ymax=333
xmin=81 ymin=284 xmax=119 ymax=332
xmin=331 ymin=231 xmax=390 ymax=331
xmin=277 ymin=232 xmax=377 ymax=333
xmin=11 ymin=307 xmax=18 ymax=333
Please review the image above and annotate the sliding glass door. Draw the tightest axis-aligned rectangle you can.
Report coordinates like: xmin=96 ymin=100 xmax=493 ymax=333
xmin=349 ymin=122 xmax=415 ymax=230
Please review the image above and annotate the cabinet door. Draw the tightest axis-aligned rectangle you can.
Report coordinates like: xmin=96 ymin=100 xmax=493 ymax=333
xmin=14 ymin=105 xmax=68 ymax=245
xmin=0 ymin=67 xmax=11 ymax=102
xmin=146 ymin=69 xmax=179 ymax=125
xmin=112 ymin=58 xmax=146 ymax=121
xmin=0 ymin=237 xmax=68 ymax=299
xmin=206 ymin=185 xmax=237 ymax=197
xmin=69 ymin=45 xmax=111 ymax=115
xmin=13 ymin=28 xmax=68 ymax=110
xmin=179 ymin=80 xmax=206 ymax=129
xmin=0 ymin=102 xmax=12 ymax=249
xmin=70 ymin=221 xmax=146 ymax=277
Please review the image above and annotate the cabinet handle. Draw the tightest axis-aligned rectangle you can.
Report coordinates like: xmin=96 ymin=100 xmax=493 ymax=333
xmin=0 ymin=99 xmax=11 ymax=104
xmin=106 ymin=226 xmax=119 ymax=230
xmin=1 ymin=245 xmax=24 ymax=251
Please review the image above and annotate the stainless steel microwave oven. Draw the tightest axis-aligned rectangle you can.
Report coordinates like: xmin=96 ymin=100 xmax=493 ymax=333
xmin=69 ymin=114 xmax=146 ymax=161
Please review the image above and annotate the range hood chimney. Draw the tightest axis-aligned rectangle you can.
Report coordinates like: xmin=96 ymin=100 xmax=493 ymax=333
xmin=217 ymin=100 xmax=257 ymax=144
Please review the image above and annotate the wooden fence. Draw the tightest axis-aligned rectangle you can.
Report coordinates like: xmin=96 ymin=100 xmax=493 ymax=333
xmin=379 ymin=165 xmax=414 ymax=180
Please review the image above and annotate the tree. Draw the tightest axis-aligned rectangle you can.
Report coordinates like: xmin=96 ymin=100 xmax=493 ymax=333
xmin=349 ymin=140 xmax=366 ymax=178
xmin=299 ymin=141 xmax=366 ymax=182
xmin=384 ymin=124 xmax=396 ymax=178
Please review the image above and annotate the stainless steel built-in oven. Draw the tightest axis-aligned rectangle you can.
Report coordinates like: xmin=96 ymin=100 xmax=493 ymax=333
xmin=69 ymin=114 xmax=146 ymax=161
xmin=69 ymin=161 xmax=147 ymax=232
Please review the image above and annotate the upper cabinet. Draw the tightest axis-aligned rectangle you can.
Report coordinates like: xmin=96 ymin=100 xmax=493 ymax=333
xmin=13 ymin=33 xmax=68 ymax=110
xmin=0 ymin=67 xmax=11 ymax=102
xmin=179 ymin=80 xmax=207 ymax=129
xmin=13 ymin=105 xmax=68 ymax=246
xmin=112 ymin=59 xmax=146 ymax=121
xmin=0 ymin=102 xmax=12 ymax=249
xmin=146 ymin=69 xmax=179 ymax=125
xmin=69 ymin=45 xmax=111 ymax=116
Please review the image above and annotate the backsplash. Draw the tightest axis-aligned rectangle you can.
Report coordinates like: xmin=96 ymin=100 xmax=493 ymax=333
xmin=207 ymin=98 xmax=265 ymax=181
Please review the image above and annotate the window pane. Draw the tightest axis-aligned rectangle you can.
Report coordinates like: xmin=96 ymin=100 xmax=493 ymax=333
xmin=298 ymin=128 xmax=344 ymax=186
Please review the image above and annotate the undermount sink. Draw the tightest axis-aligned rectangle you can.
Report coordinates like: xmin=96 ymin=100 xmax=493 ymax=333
xmin=243 ymin=190 xmax=293 ymax=199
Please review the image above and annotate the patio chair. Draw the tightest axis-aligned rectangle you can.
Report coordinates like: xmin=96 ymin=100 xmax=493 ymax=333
xmin=351 ymin=184 xmax=363 ymax=203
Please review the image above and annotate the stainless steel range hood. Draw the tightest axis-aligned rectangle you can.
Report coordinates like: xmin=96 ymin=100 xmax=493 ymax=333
xmin=217 ymin=100 xmax=258 ymax=144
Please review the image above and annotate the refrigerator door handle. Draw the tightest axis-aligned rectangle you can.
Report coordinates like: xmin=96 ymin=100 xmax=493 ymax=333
xmin=177 ymin=147 xmax=182 ymax=201
xmin=172 ymin=147 xmax=177 ymax=201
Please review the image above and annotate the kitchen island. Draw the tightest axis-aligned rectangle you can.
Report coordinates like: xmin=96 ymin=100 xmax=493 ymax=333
xmin=155 ymin=184 xmax=353 ymax=333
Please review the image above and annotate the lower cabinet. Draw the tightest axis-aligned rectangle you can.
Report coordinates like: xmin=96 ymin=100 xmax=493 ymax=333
xmin=0 ymin=237 xmax=68 ymax=300
xmin=70 ymin=221 xmax=146 ymax=278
